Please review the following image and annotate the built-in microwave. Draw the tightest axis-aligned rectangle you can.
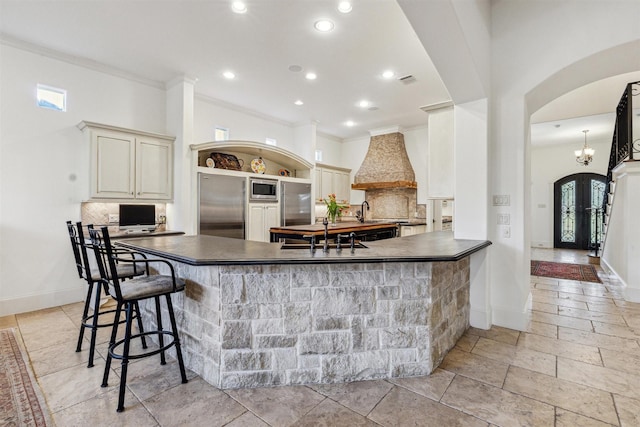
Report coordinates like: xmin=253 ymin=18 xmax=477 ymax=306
xmin=249 ymin=178 xmax=278 ymax=202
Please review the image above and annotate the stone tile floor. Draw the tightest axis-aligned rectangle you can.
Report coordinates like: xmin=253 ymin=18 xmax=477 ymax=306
xmin=1 ymin=248 xmax=639 ymax=426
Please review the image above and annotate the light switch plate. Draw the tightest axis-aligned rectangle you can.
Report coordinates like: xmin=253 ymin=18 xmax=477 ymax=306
xmin=497 ymin=213 xmax=510 ymax=225
xmin=493 ymin=195 xmax=510 ymax=206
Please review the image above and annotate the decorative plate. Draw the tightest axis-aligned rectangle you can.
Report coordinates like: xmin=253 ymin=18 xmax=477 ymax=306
xmin=278 ymin=168 xmax=290 ymax=177
xmin=251 ymin=157 xmax=266 ymax=174
xmin=205 ymin=158 xmax=215 ymax=168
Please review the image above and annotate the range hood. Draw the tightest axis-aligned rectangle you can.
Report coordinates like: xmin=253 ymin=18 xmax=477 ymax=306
xmin=352 ymin=132 xmax=417 ymax=190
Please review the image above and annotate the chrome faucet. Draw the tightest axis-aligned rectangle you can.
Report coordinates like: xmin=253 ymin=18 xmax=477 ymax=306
xmin=349 ymin=232 xmax=356 ymax=253
xmin=357 ymin=201 xmax=370 ymax=223
xmin=323 ymin=217 xmax=329 ymax=253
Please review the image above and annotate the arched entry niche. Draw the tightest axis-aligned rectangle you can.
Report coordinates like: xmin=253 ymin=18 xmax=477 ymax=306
xmin=526 ymin=39 xmax=640 ymax=255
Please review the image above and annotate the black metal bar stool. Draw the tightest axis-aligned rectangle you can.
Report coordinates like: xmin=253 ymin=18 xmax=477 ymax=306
xmin=88 ymin=226 xmax=188 ymax=412
xmin=66 ymin=221 xmax=147 ymax=368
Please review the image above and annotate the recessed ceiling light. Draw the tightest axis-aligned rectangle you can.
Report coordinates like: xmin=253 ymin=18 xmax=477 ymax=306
xmin=338 ymin=1 xmax=352 ymax=13
xmin=358 ymin=100 xmax=370 ymax=108
xmin=314 ymin=20 xmax=334 ymax=32
xmin=382 ymin=70 xmax=395 ymax=79
xmin=223 ymin=71 xmax=236 ymax=79
xmin=345 ymin=120 xmax=355 ymax=127
xmin=288 ymin=65 xmax=303 ymax=72
xmin=231 ymin=1 xmax=247 ymax=14
xmin=305 ymin=72 xmax=317 ymax=80
xmin=294 ymin=100 xmax=304 ymax=106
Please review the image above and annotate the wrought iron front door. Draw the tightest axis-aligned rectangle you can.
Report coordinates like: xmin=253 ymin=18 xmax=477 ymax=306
xmin=554 ymin=173 xmax=605 ymax=250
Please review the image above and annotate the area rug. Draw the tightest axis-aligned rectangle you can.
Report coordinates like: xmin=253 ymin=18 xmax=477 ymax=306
xmin=0 ymin=328 xmax=52 ymax=426
xmin=531 ymin=260 xmax=602 ymax=283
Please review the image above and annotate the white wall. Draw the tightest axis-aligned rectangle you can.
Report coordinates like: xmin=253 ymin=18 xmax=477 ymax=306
xmin=404 ymin=0 xmax=640 ymax=330
xmin=0 ymin=44 xmax=167 ymax=316
xmin=602 ymin=162 xmax=640 ymax=302
xmin=530 ymin=138 xmax=609 ymax=248
xmin=487 ymin=0 xmax=640 ymax=329
xmin=193 ymin=96 xmax=295 ymax=153
xmin=316 ymin=133 xmax=343 ymax=167
xmin=427 ymin=109 xmax=454 ymax=199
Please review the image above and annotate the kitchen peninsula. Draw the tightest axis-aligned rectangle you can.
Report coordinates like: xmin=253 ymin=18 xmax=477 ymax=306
xmin=117 ymin=232 xmax=490 ymax=389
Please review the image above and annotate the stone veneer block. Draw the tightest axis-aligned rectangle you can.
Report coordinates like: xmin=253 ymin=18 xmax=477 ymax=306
xmin=138 ymin=258 xmax=471 ymax=389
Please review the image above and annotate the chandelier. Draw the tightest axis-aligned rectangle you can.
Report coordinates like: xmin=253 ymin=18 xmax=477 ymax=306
xmin=575 ymin=129 xmax=595 ymax=166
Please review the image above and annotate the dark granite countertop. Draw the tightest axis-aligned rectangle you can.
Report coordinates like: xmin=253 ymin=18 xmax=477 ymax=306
xmin=110 ymin=230 xmax=185 ymax=240
xmin=116 ymin=232 xmax=491 ymax=266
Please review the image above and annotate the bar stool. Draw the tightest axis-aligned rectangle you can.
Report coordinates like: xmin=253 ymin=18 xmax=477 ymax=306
xmin=88 ymin=226 xmax=188 ymax=412
xmin=66 ymin=221 xmax=147 ymax=368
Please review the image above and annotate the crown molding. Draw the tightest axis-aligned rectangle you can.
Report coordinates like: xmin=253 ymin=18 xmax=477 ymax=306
xmin=195 ymin=93 xmax=294 ymax=128
xmin=1 ymin=33 xmax=164 ymax=89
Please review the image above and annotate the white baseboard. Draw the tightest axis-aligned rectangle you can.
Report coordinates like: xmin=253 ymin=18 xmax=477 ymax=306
xmin=600 ymin=258 xmax=640 ymax=303
xmin=491 ymin=292 xmax=531 ymax=332
xmin=531 ymin=242 xmax=553 ymax=249
xmin=470 ymin=307 xmax=492 ymax=330
xmin=623 ymin=286 xmax=640 ymax=303
xmin=0 ymin=287 xmax=84 ymax=317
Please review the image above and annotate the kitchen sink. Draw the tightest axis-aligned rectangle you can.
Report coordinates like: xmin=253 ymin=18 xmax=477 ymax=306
xmin=280 ymin=242 xmax=368 ymax=250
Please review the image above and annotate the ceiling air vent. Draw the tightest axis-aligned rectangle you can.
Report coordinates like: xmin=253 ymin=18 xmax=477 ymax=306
xmin=398 ymin=75 xmax=417 ymax=85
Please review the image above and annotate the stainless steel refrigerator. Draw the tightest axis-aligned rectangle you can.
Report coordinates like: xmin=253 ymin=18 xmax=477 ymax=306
xmin=280 ymin=181 xmax=312 ymax=226
xmin=199 ymin=173 xmax=245 ymax=239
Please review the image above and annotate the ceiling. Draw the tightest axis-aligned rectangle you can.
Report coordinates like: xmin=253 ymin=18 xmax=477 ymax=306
xmin=531 ymin=71 xmax=640 ymax=147
xmin=0 ymin=0 xmax=451 ymax=140
xmin=1 ymin=0 xmax=637 ymax=144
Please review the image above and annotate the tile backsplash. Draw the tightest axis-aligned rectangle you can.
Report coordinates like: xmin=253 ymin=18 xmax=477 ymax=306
xmin=81 ymin=202 xmax=166 ymax=232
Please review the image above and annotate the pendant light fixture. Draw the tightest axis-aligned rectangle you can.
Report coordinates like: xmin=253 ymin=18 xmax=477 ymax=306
xmin=575 ymin=129 xmax=595 ymax=166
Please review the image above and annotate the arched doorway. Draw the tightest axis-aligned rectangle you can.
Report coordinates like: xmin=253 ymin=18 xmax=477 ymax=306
xmin=554 ymin=173 xmax=606 ymax=250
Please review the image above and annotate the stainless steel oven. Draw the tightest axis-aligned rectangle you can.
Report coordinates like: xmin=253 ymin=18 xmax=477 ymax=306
xmin=249 ymin=178 xmax=278 ymax=202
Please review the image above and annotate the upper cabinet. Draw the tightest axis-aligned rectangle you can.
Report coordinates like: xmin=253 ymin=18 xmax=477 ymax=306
xmin=78 ymin=121 xmax=174 ymax=201
xmin=426 ymin=108 xmax=454 ymax=199
xmin=315 ymin=164 xmax=351 ymax=204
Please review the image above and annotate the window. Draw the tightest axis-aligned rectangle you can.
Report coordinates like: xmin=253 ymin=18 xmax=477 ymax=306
xmin=214 ymin=127 xmax=229 ymax=141
xmin=315 ymin=149 xmax=323 ymax=162
xmin=265 ymin=138 xmax=277 ymax=146
xmin=37 ymin=84 xmax=66 ymax=111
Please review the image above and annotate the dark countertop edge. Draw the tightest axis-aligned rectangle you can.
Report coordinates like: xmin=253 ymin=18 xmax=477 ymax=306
xmin=116 ymin=240 xmax=492 ymax=266
xmin=111 ymin=230 xmax=185 ymax=240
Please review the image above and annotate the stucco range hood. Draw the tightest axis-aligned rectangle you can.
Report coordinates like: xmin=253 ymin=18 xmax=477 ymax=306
xmin=352 ymin=132 xmax=417 ymax=190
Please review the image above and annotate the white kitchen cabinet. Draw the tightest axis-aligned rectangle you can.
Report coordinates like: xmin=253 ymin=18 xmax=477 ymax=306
xmin=426 ymin=108 xmax=454 ymax=199
xmin=247 ymin=203 xmax=279 ymax=242
xmin=315 ymin=164 xmax=351 ymax=204
xmin=79 ymin=121 xmax=174 ymax=201
xmin=399 ymin=224 xmax=427 ymax=237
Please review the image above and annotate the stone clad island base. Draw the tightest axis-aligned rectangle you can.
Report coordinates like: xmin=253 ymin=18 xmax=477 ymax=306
xmin=138 ymin=257 xmax=470 ymax=389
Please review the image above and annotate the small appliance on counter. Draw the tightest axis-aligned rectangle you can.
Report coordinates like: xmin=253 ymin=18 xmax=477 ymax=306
xmin=119 ymin=204 xmax=156 ymax=232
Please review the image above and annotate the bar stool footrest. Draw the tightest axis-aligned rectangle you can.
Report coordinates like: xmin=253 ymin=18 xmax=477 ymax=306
xmin=81 ymin=307 xmax=137 ymax=329
xmin=108 ymin=330 xmax=177 ymax=361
